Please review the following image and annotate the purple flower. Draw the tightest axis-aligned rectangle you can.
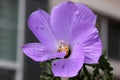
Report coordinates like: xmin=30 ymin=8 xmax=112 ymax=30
xmin=22 ymin=2 xmax=102 ymax=77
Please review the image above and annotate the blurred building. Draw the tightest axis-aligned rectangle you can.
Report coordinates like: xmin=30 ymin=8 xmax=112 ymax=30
xmin=0 ymin=0 xmax=48 ymax=80
xmin=0 ymin=0 xmax=120 ymax=80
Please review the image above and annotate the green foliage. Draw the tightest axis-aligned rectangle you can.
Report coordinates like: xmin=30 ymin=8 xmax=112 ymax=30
xmin=70 ymin=49 xmax=113 ymax=80
xmin=40 ymin=60 xmax=61 ymax=80
xmin=39 ymin=49 xmax=113 ymax=80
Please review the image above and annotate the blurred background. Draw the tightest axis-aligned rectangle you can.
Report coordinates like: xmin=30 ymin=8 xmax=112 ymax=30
xmin=0 ymin=0 xmax=120 ymax=80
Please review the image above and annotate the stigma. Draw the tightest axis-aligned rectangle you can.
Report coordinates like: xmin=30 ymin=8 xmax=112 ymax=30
xmin=58 ymin=40 xmax=69 ymax=57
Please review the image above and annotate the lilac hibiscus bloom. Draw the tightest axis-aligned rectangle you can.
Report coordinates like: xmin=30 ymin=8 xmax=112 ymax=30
xmin=22 ymin=2 xmax=102 ymax=77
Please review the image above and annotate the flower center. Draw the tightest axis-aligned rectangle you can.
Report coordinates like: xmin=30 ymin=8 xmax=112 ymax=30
xmin=58 ymin=40 xmax=69 ymax=57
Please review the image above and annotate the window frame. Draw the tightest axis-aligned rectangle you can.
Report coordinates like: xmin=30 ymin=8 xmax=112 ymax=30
xmin=0 ymin=0 xmax=26 ymax=80
xmin=15 ymin=0 xmax=26 ymax=80
xmin=100 ymin=17 xmax=120 ymax=78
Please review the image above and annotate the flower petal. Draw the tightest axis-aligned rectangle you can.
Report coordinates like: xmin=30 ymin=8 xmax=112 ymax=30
xmin=75 ymin=3 xmax=97 ymax=25
xmin=69 ymin=3 xmax=97 ymax=45
xmin=22 ymin=43 xmax=66 ymax=62
xmin=83 ymin=29 xmax=102 ymax=64
xmin=28 ymin=9 xmax=57 ymax=50
xmin=52 ymin=44 xmax=84 ymax=77
xmin=50 ymin=2 xmax=96 ymax=42
xmin=70 ymin=24 xmax=96 ymax=46
xmin=50 ymin=2 xmax=77 ymax=41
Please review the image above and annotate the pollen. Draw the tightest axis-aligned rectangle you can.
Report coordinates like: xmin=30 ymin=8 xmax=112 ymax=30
xmin=58 ymin=40 xmax=69 ymax=57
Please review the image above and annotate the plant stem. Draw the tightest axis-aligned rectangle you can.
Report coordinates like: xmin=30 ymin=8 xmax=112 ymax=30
xmin=61 ymin=77 xmax=69 ymax=80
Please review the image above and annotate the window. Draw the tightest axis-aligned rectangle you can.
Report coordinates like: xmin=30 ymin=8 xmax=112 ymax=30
xmin=0 ymin=69 xmax=15 ymax=80
xmin=0 ymin=0 xmax=18 ymax=80
xmin=108 ymin=19 xmax=120 ymax=60
xmin=108 ymin=19 xmax=120 ymax=79
xmin=0 ymin=0 xmax=17 ymax=61
xmin=96 ymin=16 xmax=120 ymax=79
xmin=0 ymin=0 xmax=25 ymax=80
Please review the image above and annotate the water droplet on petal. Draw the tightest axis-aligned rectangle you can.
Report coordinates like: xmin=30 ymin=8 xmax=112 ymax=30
xmin=75 ymin=11 xmax=79 ymax=15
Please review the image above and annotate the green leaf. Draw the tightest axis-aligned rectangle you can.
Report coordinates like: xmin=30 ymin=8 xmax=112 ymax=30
xmin=39 ymin=49 xmax=113 ymax=80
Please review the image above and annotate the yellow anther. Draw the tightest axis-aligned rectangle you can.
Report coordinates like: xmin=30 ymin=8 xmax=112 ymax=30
xmin=58 ymin=40 xmax=69 ymax=56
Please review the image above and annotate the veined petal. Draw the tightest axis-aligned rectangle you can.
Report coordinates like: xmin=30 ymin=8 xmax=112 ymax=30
xmin=50 ymin=2 xmax=96 ymax=42
xmin=70 ymin=23 xmax=95 ymax=46
xmin=52 ymin=44 xmax=84 ymax=77
xmin=75 ymin=3 xmax=97 ymax=25
xmin=22 ymin=43 xmax=66 ymax=62
xmin=83 ymin=29 xmax=102 ymax=64
xmin=69 ymin=3 xmax=97 ymax=45
xmin=50 ymin=2 xmax=77 ymax=41
xmin=28 ymin=9 xmax=57 ymax=50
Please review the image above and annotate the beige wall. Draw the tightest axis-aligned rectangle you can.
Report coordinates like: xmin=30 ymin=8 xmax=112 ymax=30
xmin=48 ymin=0 xmax=67 ymax=12
xmin=49 ymin=0 xmax=120 ymax=20
xmin=73 ymin=0 xmax=120 ymax=20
